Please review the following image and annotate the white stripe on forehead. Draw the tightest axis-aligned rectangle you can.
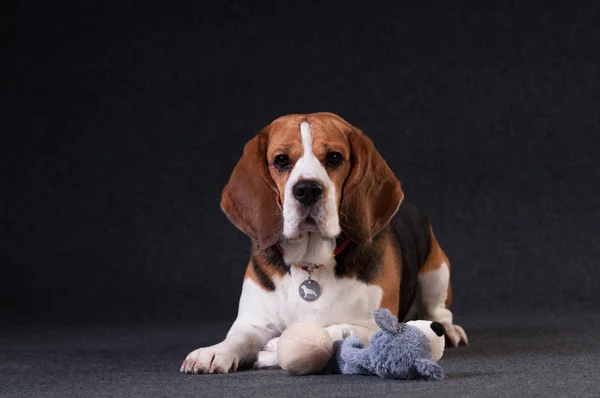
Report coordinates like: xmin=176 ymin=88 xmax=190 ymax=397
xmin=300 ymin=121 xmax=313 ymax=156
xmin=295 ymin=121 xmax=322 ymax=179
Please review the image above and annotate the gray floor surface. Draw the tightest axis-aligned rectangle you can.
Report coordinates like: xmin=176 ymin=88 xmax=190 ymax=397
xmin=2 ymin=311 xmax=599 ymax=397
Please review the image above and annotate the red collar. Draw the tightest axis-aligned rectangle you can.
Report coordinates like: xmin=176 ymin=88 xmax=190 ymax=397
xmin=274 ymin=238 xmax=350 ymax=257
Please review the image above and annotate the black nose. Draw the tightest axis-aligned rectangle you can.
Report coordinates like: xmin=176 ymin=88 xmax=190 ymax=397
xmin=430 ymin=322 xmax=445 ymax=337
xmin=293 ymin=180 xmax=323 ymax=206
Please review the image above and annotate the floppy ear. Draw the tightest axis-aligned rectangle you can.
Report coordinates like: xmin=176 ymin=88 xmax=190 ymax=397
xmin=220 ymin=129 xmax=282 ymax=249
xmin=340 ymin=129 xmax=404 ymax=245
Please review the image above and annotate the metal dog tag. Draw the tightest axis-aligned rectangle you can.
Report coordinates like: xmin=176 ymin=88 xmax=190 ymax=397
xmin=299 ymin=279 xmax=321 ymax=302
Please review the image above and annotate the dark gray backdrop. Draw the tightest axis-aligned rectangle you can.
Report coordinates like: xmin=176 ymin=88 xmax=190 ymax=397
xmin=1 ymin=1 xmax=599 ymax=326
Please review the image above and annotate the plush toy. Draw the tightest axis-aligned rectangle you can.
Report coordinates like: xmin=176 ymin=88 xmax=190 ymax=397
xmin=278 ymin=323 xmax=334 ymax=375
xmin=277 ymin=308 xmax=446 ymax=381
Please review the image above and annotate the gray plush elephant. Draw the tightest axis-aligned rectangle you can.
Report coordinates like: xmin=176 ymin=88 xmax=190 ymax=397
xmin=327 ymin=308 xmax=446 ymax=381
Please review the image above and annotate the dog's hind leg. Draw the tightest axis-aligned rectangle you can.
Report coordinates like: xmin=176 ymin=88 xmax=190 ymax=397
xmin=416 ymin=229 xmax=468 ymax=347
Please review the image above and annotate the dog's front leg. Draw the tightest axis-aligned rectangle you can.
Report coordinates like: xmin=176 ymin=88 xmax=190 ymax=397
xmin=181 ymin=323 xmax=273 ymax=374
xmin=181 ymin=280 xmax=279 ymax=374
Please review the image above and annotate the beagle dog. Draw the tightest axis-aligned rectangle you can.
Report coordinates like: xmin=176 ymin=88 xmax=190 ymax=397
xmin=181 ymin=113 xmax=468 ymax=374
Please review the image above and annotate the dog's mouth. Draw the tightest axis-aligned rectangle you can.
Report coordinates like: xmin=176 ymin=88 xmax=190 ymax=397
xmin=298 ymin=216 xmax=319 ymax=232
xmin=284 ymin=215 xmax=320 ymax=241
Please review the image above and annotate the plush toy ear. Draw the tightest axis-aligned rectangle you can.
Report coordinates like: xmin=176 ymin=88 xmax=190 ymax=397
xmin=373 ymin=308 xmax=401 ymax=334
xmin=339 ymin=129 xmax=404 ymax=245
xmin=220 ymin=128 xmax=282 ymax=249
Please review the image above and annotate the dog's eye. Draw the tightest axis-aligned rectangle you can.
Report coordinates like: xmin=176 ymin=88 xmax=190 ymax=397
xmin=274 ymin=154 xmax=291 ymax=170
xmin=325 ymin=152 xmax=343 ymax=168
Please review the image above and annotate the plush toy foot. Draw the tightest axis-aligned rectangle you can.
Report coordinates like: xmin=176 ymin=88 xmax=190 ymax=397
xmin=442 ymin=322 xmax=468 ymax=347
xmin=413 ymin=358 xmax=444 ymax=381
xmin=343 ymin=335 xmax=364 ymax=349
xmin=338 ymin=336 xmax=370 ymax=375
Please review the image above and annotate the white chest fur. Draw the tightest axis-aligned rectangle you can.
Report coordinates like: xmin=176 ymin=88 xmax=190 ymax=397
xmin=274 ymin=233 xmax=382 ymax=329
xmin=230 ymin=233 xmax=382 ymax=338
xmin=272 ymin=265 xmax=383 ymax=329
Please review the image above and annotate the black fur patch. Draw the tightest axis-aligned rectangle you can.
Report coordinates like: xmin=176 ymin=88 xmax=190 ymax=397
xmin=248 ymin=244 xmax=288 ymax=291
xmin=333 ymin=230 xmax=387 ymax=283
xmin=250 ymin=255 xmax=276 ymax=291
xmin=260 ymin=244 xmax=288 ymax=273
xmin=389 ymin=202 xmax=432 ymax=321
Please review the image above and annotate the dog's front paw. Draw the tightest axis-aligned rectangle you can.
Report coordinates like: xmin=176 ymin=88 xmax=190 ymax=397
xmin=180 ymin=346 xmax=239 ymax=374
xmin=253 ymin=337 xmax=281 ymax=369
xmin=441 ymin=322 xmax=468 ymax=347
xmin=253 ymin=349 xmax=279 ymax=369
xmin=262 ymin=336 xmax=280 ymax=352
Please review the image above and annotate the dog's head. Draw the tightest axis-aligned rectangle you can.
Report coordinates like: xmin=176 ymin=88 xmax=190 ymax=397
xmin=220 ymin=113 xmax=404 ymax=249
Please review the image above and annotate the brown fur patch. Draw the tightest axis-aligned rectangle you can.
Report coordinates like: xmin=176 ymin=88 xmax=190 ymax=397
xmin=265 ymin=116 xmax=304 ymax=205
xmin=418 ymin=227 xmax=449 ymax=273
xmin=371 ymin=231 xmax=401 ymax=316
xmin=445 ymin=282 xmax=453 ymax=308
xmin=243 ymin=260 xmax=258 ymax=282
xmin=418 ymin=226 xmax=453 ymax=308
